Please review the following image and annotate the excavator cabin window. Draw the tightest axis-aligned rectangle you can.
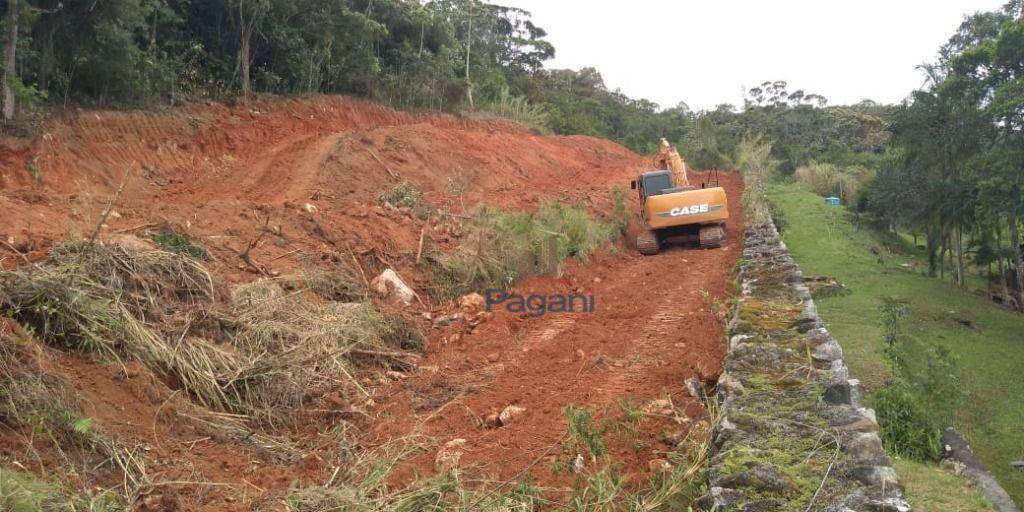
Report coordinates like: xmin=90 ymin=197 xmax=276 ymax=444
xmin=639 ymin=171 xmax=675 ymax=197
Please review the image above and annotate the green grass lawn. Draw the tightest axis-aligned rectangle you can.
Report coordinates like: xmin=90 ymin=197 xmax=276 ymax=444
xmin=894 ymin=459 xmax=993 ymax=512
xmin=769 ymin=183 xmax=1023 ymax=508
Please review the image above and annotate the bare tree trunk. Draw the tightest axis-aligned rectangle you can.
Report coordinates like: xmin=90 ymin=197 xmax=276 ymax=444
xmin=38 ymin=16 xmax=55 ymax=91
xmin=464 ymin=4 xmax=473 ymax=108
xmin=239 ymin=24 xmax=252 ymax=99
xmin=2 ymin=0 xmax=17 ymax=122
xmin=955 ymin=226 xmax=965 ymax=287
xmin=986 ymin=261 xmax=993 ymax=300
xmin=1011 ymin=212 xmax=1024 ymax=312
xmin=998 ymin=227 xmax=1010 ymax=305
xmin=939 ymin=243 xmax=946 ymax=280
xmin=232 ymin=0 xmax=263 ymax=102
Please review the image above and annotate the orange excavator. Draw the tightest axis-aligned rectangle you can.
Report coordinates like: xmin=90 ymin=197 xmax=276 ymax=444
xmin=630 ymin=139 xmax=728 ymax=255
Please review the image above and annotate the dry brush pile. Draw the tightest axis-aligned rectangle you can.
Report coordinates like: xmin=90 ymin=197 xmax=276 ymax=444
xmin=0 ymin=241 xmax=417 ymax=424
xmin=0 ymin=239 xmax=423 ymax=507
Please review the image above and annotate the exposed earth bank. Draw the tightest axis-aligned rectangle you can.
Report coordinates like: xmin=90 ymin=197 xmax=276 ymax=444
xmin=0 ymin=96 xmax=743 ymax=510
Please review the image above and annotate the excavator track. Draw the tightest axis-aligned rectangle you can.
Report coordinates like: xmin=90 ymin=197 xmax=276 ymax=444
xmin=699 ymin=224 xmax=726 ymax=249
xmin=637 ymin=230 xmax=660 ymax=255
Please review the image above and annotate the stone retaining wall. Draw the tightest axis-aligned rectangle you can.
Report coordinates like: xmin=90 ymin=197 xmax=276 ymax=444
xmin=697 ymin=219 xmax=910 ymax=511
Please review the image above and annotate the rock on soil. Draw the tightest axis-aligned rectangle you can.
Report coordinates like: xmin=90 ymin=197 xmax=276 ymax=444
xmin=458 ymin=292 xmax=485 ymax=311
xmin=485 ymin=405 xmax=526 ymax=428
xmin=435 ymin=438 xmax=467 ymax=471
xmin=432 ymin=312 xmax=464 ymax=328
xmin=371 ymin=269 xmax=415 ymax=307
xmin=498 ymin=405 xmax=525 ymax=425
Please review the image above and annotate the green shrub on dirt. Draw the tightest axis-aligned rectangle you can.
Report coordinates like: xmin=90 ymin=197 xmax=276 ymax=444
xmin=380 ymin=181 xmax=436 ymax=220
xmin=152 ymin=230 xmax=207 ymax=259
xmin=609 ymin=188 xmax=632 ymax=236
xmin=431 ymin=202 xmax=619 ymax=298
xmin=564 ymin=405 xmax=607 ymax=460
xmin=379 ymin=181 xmax=424 ymax=210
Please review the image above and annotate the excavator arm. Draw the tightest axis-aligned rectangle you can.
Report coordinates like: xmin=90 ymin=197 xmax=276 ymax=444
xmin=654 ymin=138 xmax=690 ymax=188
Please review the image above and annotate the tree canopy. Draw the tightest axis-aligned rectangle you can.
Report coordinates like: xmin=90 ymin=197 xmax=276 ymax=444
xmin=862 ymin=1 xmax=1024 ymax=307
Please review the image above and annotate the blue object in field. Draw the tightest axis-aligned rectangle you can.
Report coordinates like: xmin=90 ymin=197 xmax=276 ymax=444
xmin=825 ymin=197 xmax=841 ymax=206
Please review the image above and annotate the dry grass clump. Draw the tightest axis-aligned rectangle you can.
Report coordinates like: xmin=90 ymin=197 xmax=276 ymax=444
xmin=473 ymin=86 xmax=551 ymax=133
xmin=0 ymin=333 xmax=146 ymax=506
xmin=227 ymin=279 xmax=403 ymax=423
xmin=0 ymin=241 xmax=247 ymax=414
xmin=736 ymin=136 xmax=777 ymax=225
xmin=290 ymin=269 xmax=369 ymax=303
xmin=0 ymin=240 xmax=414 ymax=427
xmin=0 ymin=467 xmax=127 ymax=512
xmin=283 ymin=438 xmax=547 ymax=512
xmin=793 ymin=161 xmax=864 ymax=205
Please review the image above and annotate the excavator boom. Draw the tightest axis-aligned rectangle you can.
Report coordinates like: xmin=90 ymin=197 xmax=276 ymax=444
xmin=655 ymin=137 xmax=690 ymax=188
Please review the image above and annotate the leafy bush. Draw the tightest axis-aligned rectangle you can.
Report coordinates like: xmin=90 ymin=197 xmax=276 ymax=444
xmin=873 ymin=296 xmax=963 ymax=461
xmin=378 ymin=181 xmax=423 ymax=210
xmin=152 ymin=231 xmax=207 ymax=259
xmin=767 ymin=199 xmax=788 ymax=234
xmin=880 ymin=296 xmax=910 ymax=347
xmin=874 ymin=385 xmax=942 ymax=460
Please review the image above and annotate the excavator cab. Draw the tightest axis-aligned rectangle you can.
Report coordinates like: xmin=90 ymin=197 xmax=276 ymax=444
xmin=631 ymin=170 xmax=691 ymax=198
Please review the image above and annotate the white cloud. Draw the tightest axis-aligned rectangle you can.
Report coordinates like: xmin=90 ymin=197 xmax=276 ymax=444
xmin=501 ymin=0 xmax=1008 ymax=110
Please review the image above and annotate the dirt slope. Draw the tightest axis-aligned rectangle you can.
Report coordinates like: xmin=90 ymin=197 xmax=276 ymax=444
xmin=1 ymin=96 xmax=639 ymax=283
xmin=370 ymin=171 xmax=743 ymax=491
xmin=0 ymin=96 xmax=743 ymax=510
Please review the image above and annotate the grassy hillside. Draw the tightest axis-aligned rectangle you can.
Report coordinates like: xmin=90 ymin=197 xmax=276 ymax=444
xmin=768 ymin=183 xmax=1023 ymax=507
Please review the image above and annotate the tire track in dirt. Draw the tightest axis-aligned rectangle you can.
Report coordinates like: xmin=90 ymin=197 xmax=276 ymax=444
xmin=367 ymin=171 xmax=744 ymax=493
xmin=521 ymin=315 xmax=579 ymax=350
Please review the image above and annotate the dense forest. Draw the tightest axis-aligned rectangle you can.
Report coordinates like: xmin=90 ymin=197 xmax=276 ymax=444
xmin=0 ymin=0 xmax=693 ymax=152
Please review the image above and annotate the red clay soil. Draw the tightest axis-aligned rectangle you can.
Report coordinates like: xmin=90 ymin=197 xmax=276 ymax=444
xmin=368 ymin=171 xmax=743 ymax=496
xmin=0 ymin=95 xmax=641 ymax=284
xmin=0 ymin=95 xmax=743 ymax=510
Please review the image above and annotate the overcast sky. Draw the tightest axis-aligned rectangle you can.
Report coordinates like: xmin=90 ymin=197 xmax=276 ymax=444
xmin=500 ymin=0 xmax=1008 ymax=111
